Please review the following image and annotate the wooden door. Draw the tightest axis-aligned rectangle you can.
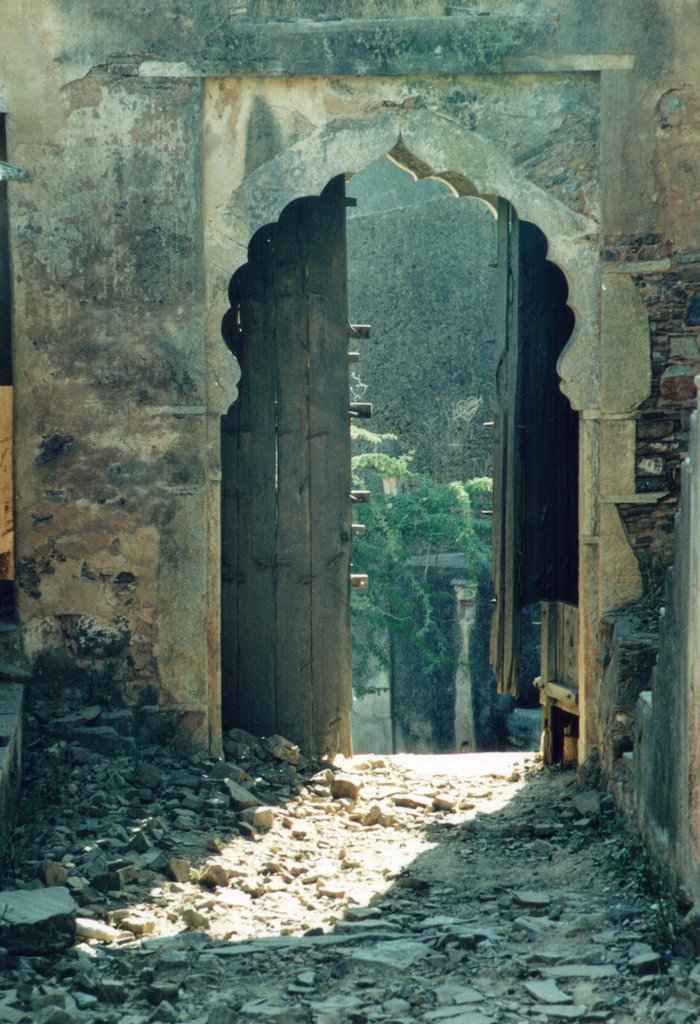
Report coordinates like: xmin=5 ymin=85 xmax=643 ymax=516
xmin=491 ymin=200 xmax=579 ymax=698
xmin=221 ymin=177 xmax=353 ymax=757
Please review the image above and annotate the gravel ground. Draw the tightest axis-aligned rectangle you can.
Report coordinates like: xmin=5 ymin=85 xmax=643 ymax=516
xmin=1 ymin=715 xmax=699 ymax=1024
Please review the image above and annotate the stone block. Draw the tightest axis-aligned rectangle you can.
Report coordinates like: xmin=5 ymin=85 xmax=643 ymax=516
xmin=660 ymin=364 xmax=696 ymax=401
xmin=599 ymin=419 xmax=636 ymax=497
xmin=224 ymin=779 xmax=257 ymax=810
xmin=600 ymin=274 xmax=651 ymax=413
xmin=65 ymin=726 xmax=135 ymax=757
xmin=0 ymin=887 xmax=77 ymax=955
xmin=598 ymin=505 xmax=643 ymax=612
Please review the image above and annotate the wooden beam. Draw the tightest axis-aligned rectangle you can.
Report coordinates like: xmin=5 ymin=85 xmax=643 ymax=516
xmin=349 ymin=402 xmax=372 ymax=418
xmin=348 ymin=324 xmax=371 ymax=340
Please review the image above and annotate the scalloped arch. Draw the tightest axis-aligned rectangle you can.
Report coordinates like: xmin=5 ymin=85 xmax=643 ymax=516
xmin=222 ymin=106 xmax=599 ymax=411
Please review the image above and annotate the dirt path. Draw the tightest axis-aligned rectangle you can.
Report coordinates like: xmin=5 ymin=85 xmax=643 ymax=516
xmin=0 ymin=737 xmax=697 ymax=1023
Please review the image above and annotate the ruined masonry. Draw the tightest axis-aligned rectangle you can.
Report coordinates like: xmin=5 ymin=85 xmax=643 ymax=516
xmin=1 ymin=1 xmax=700 ymax=905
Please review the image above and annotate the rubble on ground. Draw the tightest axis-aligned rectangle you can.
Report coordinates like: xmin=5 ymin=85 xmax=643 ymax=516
xmin=0 ymin=701 xmax=698 ymax=1023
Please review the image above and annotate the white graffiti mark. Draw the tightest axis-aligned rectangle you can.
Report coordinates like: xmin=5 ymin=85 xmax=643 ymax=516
xmin=452 ymin=396 xmax=482 ymax=423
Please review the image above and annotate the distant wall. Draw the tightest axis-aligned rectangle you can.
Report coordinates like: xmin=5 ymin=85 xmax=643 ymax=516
xmin=347 ymin=158 xmax=497 ymax=483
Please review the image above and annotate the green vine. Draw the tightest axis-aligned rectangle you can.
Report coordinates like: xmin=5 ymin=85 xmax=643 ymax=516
xmin=351 ymin=427 xmax=492 ymax=696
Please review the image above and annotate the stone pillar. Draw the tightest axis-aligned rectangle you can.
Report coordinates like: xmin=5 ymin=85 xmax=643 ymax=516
xmin=452 ymin=580 xmax=477 ymax=753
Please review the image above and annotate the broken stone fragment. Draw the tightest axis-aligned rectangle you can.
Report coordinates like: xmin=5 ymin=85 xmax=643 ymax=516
xmin=330 ymin=775 xmax=362 ymax=801
xmin=240 ymin=806 xmax=275 ymax=831
xmin=238 ymin=997 xmax=309 ymax=1020
xmin=513 ymin=890 xmax=551 ymax=909
xmin=264 ymin=734 xmax=300 ymax=764
xmin=360 ymin=804 xmax=382 ymax=826
xmin=126 ymin=829 xmax=152 ymax=853
xmin=165 ymin=858 xmax=191 ymax=883
xmin=100 ymin=979 xmax=129 ymax=1004
xmin=434 ymin=982 xmax=484 ymax=1006
xmin=316 ymin=880 xmax=346 ymax=898
xmin=148 ymin=982 xmax=181 ymax=1005
xmin=75 ymin=916 xmax=131 ymax=942
xmin=135 ymin=762 xmax=165 ymax=789
xmin=542 ymin=964 xmax=618 ymax=979
xmin=344 ymin=905 xmax=382 ymax=922
xmin=523 ymin=979 xmax=572 ymax=1004
xmin=181 ymin=906 xmax=210 ymax=930
xmin=628 ymin=950 xmax=663 ymax=974
xmin=345 ymin=938 xmax=433 ymax=969
xmin=393 ymin=793 xmax=433 ymax=810
xmin=198 ymin=862 xmax=229 ymax=888
xmin=117 ymin=913 xmax=156 ymax=936
xmin=224 ymin=727 xmax=262 ymax=761
xmin=207 ymin=1002 xmax=238 ymax=1024
xmin=432 ymin=795 xmax=457 ymax=811
xmin=39 ymin=860 xmax=69 ymax=887
xmin=210 ymin=761 xmax=249 ymax=783
xmin=65 ymin=726 xmax=135 ymax=757
xmin=572 ymin=790 xmax=601 ymax=818
xmin=99 ymin=708 xmax=134 ymax=735
xmin=537 ymin=1007 xmax=587 ymax=1020
xmin=397 ymin=872 xmax=430 ymax=892
xmin=34 ymin=1009 xmax=76 ymax=1024
xmin=223 ymin=779 xmax=257 ymax=810
xmin=0 ymin=886 xmax=77 ymax=955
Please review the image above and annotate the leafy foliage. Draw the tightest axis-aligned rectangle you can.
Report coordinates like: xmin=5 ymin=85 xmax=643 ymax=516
xmin=351 ymin=429 xmax=492 ymax=695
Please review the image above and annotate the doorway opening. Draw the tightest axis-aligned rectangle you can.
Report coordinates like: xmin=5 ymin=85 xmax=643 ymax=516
xmin=345 ymin=158 xmax=578 ymax=760
xmin=219 ymin=155 xmax=579 ymax=764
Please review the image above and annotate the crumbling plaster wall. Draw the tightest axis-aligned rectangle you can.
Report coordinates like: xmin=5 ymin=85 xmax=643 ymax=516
xmin=1 ymin=0 xmax=696 ymax=761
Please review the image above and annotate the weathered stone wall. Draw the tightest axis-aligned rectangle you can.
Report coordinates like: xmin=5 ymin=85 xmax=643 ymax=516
xmin=603 ymin=235 xmax=700 ymax=592
xmin=7 ymin=72 xmax=217 ymax=746
xmin=631 ymin=379 xmax=700 ymax=902
xmin=1 ymin=1 xmax=699 ymax=767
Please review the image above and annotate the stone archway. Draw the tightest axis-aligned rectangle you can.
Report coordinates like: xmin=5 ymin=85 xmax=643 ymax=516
xmin=204 ymin=97 xmax=602 ymax=756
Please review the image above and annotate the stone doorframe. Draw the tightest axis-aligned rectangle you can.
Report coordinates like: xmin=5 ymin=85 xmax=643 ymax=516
xmin=201 ymin=77 xmax=646 ymax=759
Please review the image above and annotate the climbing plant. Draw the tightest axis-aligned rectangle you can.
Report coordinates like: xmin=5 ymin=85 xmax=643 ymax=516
xmin=350 ymin=425 xmax=492 ymax=695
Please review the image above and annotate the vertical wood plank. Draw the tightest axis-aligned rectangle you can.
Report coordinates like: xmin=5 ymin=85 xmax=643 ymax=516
xmin=274 ymin=199 xmax=314 ymax=745
xmin=489 ymin=198 xmax=510 ymax=690
xmin=221 ymin=186 xmax=353 ymax=754
xmin=236 ymin=226 xmax=278 ymax=735
xmin=306 ymin=177 xmax=353 ymax=757
xmin=220 ymin=268 xmax=246 ymax=732
xmin=540 ymin=601 xmax=550 ymax=685
xmin=501 ymin=206 xmax=522 ymax=696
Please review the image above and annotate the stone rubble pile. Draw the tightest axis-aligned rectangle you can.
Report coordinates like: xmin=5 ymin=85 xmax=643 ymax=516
xmin=0 ymin=710 xmax=699 ymax=1023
